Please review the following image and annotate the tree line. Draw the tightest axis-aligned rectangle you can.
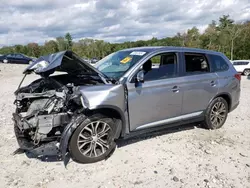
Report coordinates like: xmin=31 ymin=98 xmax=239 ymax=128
xmin=1 ymin=15 xmax=250 ymax=60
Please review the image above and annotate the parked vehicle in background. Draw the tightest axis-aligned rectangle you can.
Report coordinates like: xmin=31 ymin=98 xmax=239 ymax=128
xmin=231 ymin=60 xmax=250 ymax=76
xmin=13 ymin=47 xmax=241 ymax=164
xmin=90 ymin=57 xmax=99 ymax=65
xmin=0 ymin=53 xmax=34 ymax=64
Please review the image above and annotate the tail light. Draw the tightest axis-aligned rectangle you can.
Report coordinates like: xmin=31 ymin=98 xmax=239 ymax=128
xmin=234 ymin=73 xmax=241 ymax=81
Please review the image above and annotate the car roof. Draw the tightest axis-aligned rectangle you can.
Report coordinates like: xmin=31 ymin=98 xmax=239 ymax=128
xmin=120 ymin=46 xmax=222 ymax=55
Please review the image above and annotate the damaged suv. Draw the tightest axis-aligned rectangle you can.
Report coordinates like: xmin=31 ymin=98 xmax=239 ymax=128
xmin=13 ymin=47 xmax=241 ymax=164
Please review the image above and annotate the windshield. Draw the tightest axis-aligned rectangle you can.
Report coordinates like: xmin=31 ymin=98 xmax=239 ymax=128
xmin=94 ymin=50 xmax=149 ymax=79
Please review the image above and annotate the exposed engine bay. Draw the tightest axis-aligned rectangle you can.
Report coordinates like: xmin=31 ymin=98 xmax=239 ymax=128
xmin=13 ymin=74 xmax=105 ymax=150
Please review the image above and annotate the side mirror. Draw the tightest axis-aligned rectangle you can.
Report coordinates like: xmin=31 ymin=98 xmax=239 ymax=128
xmin=136 ymin=70 xmax=144 ymax=83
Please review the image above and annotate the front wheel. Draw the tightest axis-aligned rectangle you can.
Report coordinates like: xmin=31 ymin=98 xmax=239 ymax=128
xmin=203 ymin=97 xmax=228 ymax=129
xmin=69 ymin=114 xmax=117 ymax=163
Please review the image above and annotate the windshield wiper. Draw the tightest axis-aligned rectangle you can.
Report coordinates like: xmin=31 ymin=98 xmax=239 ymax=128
xmin=99 ymin=73 xmax=117 ymax=84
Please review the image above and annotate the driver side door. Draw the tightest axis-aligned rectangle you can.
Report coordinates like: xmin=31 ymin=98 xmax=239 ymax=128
xmin=126 ymin=52 xmax=183 ymax=131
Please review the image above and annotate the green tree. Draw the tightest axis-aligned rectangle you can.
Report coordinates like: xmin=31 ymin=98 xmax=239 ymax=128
xmin=56 ymin=37 xmax=66 ymax=51
xmin=43 ymin=40 xmax=59 ymax=54
xmin=218 ymin=15 xmax=234 ymax=30
xmin=27 ymin=43 xmax=40 ymax=57
xmin=65 ymin=33 xmax=73 ymax=50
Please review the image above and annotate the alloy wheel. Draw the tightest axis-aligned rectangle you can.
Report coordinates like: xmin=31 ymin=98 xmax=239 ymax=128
xmin=244 ymin=70 xmax=250 ymax=76
xmin=77 ymin=121 xmax=111 ymax=158
xmin=210 ymin=102 xmax=227 ymax=127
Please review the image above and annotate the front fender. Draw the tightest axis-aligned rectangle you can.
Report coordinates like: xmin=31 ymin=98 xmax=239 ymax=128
xmin=59 ymin=115 xmax=86 ymax=166
xmin=59 ymin=108 xmax=124 ymax=166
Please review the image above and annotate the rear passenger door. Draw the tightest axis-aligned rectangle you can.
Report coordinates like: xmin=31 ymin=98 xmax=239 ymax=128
xmin=180 ymin=52 xmax=219 ymax=115
xmin=15 ymin=54 xmax=26 ymax=64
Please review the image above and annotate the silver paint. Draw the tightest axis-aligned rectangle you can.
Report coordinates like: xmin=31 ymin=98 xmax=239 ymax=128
xmin=135 ymin=111 xmax=203 ymax=130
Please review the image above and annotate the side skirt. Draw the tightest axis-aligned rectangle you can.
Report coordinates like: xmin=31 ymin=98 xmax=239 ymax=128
xmin=121 ymin=116 xmax=204 ymax=140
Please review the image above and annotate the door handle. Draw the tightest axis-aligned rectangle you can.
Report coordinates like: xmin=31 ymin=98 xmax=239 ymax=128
xmin=210 ymin=81 xmax=216 ymax=87
xmin=172 ymin=86 xmax=179 ymax=93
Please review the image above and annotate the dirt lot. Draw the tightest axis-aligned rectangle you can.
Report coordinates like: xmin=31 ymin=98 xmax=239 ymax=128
xmin=0 ymin=64 xmax=250 ymax=188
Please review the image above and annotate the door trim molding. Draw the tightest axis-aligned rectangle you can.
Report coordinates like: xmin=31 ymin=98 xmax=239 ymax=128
xmin=135 ymin=111 xmax=203 ymax=130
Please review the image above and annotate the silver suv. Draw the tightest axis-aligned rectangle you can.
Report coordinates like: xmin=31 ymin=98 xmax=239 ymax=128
xmin=13 ymin=47 xmax=241 ymax=164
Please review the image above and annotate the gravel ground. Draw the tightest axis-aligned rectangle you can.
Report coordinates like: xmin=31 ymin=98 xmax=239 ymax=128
xmin=0 ymin=64 xmax=250 ymax=188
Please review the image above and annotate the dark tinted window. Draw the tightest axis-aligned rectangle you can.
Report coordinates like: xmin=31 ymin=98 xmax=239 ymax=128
xmin=233 ymin=61 xmax=249 ymax=65
xmin=209 ymin=54 xmax=229 ymax=72
xmin=15 ymin=54 xmax=24 ymax=58
xmin=185 ymin=53 xmax=209 ymax=74
xmin=7 ymin=54 xmax=15 ymax=58
xmin=142 ymin=53 xmax=178 ymax=81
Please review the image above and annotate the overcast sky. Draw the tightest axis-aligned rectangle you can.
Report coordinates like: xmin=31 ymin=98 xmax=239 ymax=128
xmin=0 ymin=0 xmax=249 ymax=46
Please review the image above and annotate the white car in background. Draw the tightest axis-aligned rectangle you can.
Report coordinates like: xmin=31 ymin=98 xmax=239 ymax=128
xmin=231 ymin=60 xmax=250 ymax=76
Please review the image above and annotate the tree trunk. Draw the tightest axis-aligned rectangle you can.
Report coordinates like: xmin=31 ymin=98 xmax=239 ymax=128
xmin=231 ymin=39 xmax=234 ymax=60
xmin=208 ymin=39 xmax=212 ymax=50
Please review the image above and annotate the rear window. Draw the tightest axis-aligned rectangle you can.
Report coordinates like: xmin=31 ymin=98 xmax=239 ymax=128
xmin=209 ymin=54 xmax=229 ymax=72
xmin=233 ymin=61 xmax=249 ymax=65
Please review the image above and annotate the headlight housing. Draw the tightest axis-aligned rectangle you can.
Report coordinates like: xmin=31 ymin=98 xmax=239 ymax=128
xmin=30 ymin=60 xmax=49 ymax=73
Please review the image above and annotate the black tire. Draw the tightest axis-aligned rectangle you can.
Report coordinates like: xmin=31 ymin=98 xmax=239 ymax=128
xmin=243 ymin=69 xmax=250 ymax=76
xmin=203 ymin=97 xmax=228 ymax=129
xmin=69 ymin=114 xmax=117 ymax=164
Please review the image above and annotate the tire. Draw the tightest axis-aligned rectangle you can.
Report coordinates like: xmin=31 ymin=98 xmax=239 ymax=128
xmin=243 ymin=69 xmax=250 ymax=76
xmin=203 ymin=97 xmax=228 ymax=129
xmin=3 ymin=59 xmax=8 ymax=64
xmin=69 ymin=114 xmax=117 ymax=164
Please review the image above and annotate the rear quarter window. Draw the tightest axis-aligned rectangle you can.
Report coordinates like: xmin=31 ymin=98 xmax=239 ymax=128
xmin=208 ymin=54 xmax=229 ymax=72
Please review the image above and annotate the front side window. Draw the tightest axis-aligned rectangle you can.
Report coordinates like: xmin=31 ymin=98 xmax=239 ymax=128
xmin=7 ymin=54 xmax=14 ymax=58
xmin=140 ymin=52 xmax=178 ymax=81
xmin=209 ymin=54 xmax=229 ymax=72
xmin=95 ymin=50 xmax=149 ymax=80
xmin=185 ymin=53 xmax=209 ymax=75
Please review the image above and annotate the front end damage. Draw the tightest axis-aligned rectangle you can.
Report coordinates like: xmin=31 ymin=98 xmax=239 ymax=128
xmin=12 ymin=50 xmax=116 ymax=161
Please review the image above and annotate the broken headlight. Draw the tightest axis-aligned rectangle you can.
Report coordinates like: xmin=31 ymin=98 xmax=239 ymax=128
xmin=30 ymin=60 xmax=49 ymax=73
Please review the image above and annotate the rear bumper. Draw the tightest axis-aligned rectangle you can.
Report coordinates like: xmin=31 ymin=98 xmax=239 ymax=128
xmin=229 ymin=101 xmax=239 ymax=113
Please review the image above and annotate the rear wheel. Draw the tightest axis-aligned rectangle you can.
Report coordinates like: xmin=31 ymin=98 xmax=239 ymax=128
xmin=3 ymin=59 xmax=8 ymax=63
xmin=203 ymin=97 xmax=228 ymax=129
xmin=243 ymin=69 xmax=250 ymax=76
xmin=69 ymin=114 xmax=117 ymax=163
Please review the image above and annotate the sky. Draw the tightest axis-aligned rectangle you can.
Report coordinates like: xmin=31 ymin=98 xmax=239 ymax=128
xmin=0 ymin=0 xmax=250 ymax=46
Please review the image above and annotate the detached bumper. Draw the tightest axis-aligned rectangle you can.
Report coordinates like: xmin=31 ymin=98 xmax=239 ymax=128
xmin=12 ymin=113 xmax=60 ymax=155
xmin=13 ymin=113 xmax=35 ymax=150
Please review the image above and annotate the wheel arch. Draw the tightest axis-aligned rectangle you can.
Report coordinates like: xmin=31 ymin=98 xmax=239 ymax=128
xmin=88 ymin=105 xmax=125 ymax=139
xmin=211 ymin=92 xmax=232 ymax=111
xmin=59 ymin=105 xmax=125 ymax=165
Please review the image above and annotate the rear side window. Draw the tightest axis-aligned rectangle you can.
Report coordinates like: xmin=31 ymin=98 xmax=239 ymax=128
xmin=233 ymin=61 xmax=249 ymax=65
xmin=209 ymin=54 xmax=229 ymax=72
xmin=16 ymin=54 xmax=24 ymax=58
xmin=184 ymin=53 xmax=209 ymax=75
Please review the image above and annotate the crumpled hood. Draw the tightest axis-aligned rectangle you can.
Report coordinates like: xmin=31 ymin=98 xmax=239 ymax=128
xmin=23 ymin=50 xmax=105 ymax=77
